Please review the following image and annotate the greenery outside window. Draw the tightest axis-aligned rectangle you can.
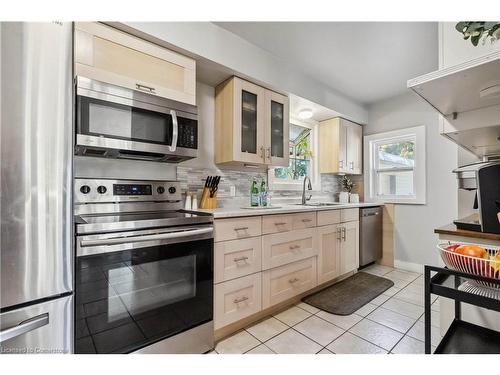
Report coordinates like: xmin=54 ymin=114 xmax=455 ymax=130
xmin=269 ymin=119 xmax=320 ymax=191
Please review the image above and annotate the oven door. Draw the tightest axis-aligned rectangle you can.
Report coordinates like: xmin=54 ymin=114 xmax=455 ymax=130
xmin=74 ymin=226 xmax=213 ymax=354
xmin=75 ymin=77 xmax=198 ymax=162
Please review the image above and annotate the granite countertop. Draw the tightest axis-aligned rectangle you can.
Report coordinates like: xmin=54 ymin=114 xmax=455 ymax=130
xmin=434 ymin=223 xmax=500 ymax=242
xmin=196 ymin=202 xmax=382 ymax=219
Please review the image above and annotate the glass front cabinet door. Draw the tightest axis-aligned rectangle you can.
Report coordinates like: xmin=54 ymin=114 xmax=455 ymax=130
xmin=215 ymin=76 xmax=289 ymax=168
xmin=265 ymin=90 xmax=289 ymax=167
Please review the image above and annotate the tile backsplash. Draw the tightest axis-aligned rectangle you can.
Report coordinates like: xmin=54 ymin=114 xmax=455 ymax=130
xmin=177 ymin=166 xmax=363 ymax=208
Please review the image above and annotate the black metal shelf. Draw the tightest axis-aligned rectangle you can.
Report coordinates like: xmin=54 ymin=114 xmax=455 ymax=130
xmin=435 ymin=319 xmax=500 ymax=354
xmin=424 ymin=265 xmax=500 ymax=354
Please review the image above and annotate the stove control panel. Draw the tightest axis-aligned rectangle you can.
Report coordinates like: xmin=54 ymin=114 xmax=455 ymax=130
xmin=74 ymin=178 xmax=182 ymax=204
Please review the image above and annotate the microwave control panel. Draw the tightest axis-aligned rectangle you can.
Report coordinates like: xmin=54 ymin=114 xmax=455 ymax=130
xmin=177 ymin=119 xmax=197 ymax=149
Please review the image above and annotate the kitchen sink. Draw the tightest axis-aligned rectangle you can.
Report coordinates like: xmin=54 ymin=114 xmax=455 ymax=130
xmin=295 ymin=202 xmax=344 ymax=207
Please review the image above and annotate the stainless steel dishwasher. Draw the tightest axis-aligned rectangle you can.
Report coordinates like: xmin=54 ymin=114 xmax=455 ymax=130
xmin=359 ymin=206 xmax=383 ymax=268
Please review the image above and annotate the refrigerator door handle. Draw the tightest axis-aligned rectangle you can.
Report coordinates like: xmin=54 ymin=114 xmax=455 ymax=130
xmin=0 ymin=313 xmax=49 ymax=343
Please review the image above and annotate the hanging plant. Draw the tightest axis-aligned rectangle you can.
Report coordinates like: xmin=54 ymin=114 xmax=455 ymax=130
xmin=455 ymin=22 xmax=500 ymax=46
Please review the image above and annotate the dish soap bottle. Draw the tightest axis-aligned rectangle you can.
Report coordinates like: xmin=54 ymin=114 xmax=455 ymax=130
xmin=260 ymin=179 xmax=268 ymax=207
xmin=250 ymin=179 xmax=259 ymax=207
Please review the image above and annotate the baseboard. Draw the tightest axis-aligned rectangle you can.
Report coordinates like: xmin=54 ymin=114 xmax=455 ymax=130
xmin=393 ymin=259 xmax=423 ymax=274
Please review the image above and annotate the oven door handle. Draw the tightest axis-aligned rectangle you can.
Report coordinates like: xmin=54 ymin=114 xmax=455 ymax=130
xmin=169 ymin=109 xmax=178 ymax=152
xmin=80 ymin=227 xmax=213 ymax=247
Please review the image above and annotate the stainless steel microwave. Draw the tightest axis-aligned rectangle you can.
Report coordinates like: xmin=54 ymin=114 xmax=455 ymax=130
xmin=75 ymin=77 xmax=198 ymax=162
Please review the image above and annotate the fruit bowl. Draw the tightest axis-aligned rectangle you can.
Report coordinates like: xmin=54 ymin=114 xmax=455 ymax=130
xmin=437 ymin=243 xmax=500 ymax=291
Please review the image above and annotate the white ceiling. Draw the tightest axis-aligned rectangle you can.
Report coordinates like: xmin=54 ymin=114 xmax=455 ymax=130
xmin=289 ymin=94 xmax=341 ymax=123
xmin=214 ymin=22 xmax=438 ymax=105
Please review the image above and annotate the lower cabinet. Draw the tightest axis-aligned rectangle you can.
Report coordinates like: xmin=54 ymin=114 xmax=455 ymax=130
xmin=339 ymin=221 xmax=360 ymax=275
xmin=262 ymin=257 xmax=317 ymax=309
xmin=317 ymin=224 xmax=341 ymax=284
xmin=214 ymin=208 xmax=362 ymax=332
xmin=214 ymin=273 xmax=262 ymax=329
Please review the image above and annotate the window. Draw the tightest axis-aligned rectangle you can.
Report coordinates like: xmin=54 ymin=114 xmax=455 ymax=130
xmin=268 ymin=119 xmax=320 ymax=191
xmin=364 ymin=125 xmax=426 ymax=204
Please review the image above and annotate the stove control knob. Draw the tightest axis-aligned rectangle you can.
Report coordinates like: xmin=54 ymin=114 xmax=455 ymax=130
xmin=97 ymin=186 xmax=107 ymax=194
xmin=157 ymin=186 xmax=165 ymax=194
xmin=168 ymin=186 xmax=176 ymax=194
xmin=80 ymin=185 xmax=91 ymax=194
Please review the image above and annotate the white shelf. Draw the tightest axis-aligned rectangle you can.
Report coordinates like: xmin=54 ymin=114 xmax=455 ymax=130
xmin=407 ymin=51 xmax=500 ymax=116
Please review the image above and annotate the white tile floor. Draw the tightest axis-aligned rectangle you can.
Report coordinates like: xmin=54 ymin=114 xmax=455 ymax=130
xmin=213 ymin=265 xmax=442 ymax=354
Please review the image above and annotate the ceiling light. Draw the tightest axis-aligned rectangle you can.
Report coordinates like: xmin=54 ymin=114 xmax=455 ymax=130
xmin=298 ymin=109 xmax=313 ymax=119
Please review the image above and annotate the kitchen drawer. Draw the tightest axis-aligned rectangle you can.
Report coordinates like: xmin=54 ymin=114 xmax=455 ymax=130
xmin=291 ymin=212 xmax=317 ymax=230
xmin=262 ymin=214 xmax=293 ymax=234
xmin=214 ymin=216 xmax=262 ymax=242
xmin=317 ymin=209 xmax=341 ymax=226
xmin=262 ymin=228 xmax=318 ymax=270
xmin=214 ymin=237 xmax=262 ymax=283
xmin=262 ymin=257 xmax=317 ymax=309
xmin=341 ymin=208 xmax=359 ymax=223
xmin=214 ymin=273 xmax=262 ymax=329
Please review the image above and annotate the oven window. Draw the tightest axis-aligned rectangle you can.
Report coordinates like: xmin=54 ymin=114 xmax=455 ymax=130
xmin=78 ymin=96 xmax=173 ymax=146
xmin=74 ymin=239 xmax=213 ymax=354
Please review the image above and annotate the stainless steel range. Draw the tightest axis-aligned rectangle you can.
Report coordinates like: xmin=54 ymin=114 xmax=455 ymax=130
xmin=73 ymin=178 xmax=214 ymax=354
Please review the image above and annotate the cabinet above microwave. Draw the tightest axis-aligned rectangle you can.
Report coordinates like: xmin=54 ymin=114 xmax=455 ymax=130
xmin=74 ymin=22 xmax=196 ymax=106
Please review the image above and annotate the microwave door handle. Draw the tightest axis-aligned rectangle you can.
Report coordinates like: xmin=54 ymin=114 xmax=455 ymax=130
xmin=169 ymin=109 xmax=178 ymax=152
xmin=80 ymin=227 xmax=213 ymax=247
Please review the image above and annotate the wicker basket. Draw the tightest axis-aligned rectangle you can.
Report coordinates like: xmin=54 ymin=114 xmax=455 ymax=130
xmin=437 ymin=243 xmax=500 ymax=291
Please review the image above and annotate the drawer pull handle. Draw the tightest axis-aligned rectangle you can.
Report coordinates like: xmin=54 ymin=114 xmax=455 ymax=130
xmin=275 ymin=222 xmax=287 ymax=226
xmin=233 ymin=256 xmax=249 ymax=263
xmin=233 ymin=296 xmax=249 ymax=304
xmin=234 ymin=226 xmax=249 ymax=231
xmin=302 ymin=218 xmax=312 ymax=222
xmin=289 ymin=245 xmax=301 ymax=250
xmin=136 ymin=83 xmax=156 ymax=94
xmin=289 ymin=278 xmax=300 ymax=284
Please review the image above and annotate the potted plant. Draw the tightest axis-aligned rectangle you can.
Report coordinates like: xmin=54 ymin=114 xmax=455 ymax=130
xmin=455 ymin=22 xmax=500 ymax=46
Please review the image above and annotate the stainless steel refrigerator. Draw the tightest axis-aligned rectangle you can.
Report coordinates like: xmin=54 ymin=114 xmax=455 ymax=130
xmin=0 ymin=22 xmax=73 ymax=354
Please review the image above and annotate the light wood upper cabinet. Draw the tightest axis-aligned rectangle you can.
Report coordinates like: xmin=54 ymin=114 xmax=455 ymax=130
xmin=74 ymin=22 xmax=196 ymax=105
xmin=319 ymin=117 xmax=362 ymax=175
xmin=215 ymin=76 xmax=289 ymax=167
xmin=265 ymin=90 xmax=289 ymax=167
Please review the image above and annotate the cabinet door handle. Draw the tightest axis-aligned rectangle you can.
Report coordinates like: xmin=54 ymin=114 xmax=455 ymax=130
xmin=136 ymin=83 xmax=156 ymax=94
xmin=349 ymin=161 xmax=354 ymax=170
xmin=289 ymin=244 xmax=301 ymax=250
xmin=275 ymin=222 xmax=287 ymax=226
xmin=233 ymin=256 xmax=249 ymax=263
xmin=288 ymin=277 xmax=300 ymax=284
xmin=342 ymin=227 xmax=346 ymax=241
xmin=266 ymin=147 xmax=271 ymax=160
xmin=302 ymin=218 xmax=312 ymax=223
xmin=233 ymin=296 xmax=249 ymax=304
xmin=0 ymin=313 xmax=49 ymax=343
xmin=260 ymin=146 xmax=265 ymax=160
xmin=339 ymin=160 xmax=344 ymax=169
xmin=234 ymin=226 xmax=249 ymax=231
xmin=336 ymin=227 xmax=342 ymax=240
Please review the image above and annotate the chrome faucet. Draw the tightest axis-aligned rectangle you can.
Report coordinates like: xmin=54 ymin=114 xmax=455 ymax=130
xmin=302 ymin=176 xmax=313 ymax=204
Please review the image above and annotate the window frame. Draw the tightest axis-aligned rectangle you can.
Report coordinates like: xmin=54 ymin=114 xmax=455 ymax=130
xmin=364 ymin=125 xmax=426 ymax=205
xmin=268 ymin=117 xmax=321 ymax=191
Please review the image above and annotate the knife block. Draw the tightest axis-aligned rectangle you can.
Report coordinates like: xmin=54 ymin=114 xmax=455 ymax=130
xmin=200 ymin=187 xmax=217 ymax=209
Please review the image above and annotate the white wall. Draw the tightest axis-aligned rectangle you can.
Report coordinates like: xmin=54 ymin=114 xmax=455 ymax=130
xmin=439 ymin=22 xmax=500 ymax=68
xmin=365 ymin=92 xmax=458 ymax=267
xmin=120 ymin=22 xmax=368 ymax=124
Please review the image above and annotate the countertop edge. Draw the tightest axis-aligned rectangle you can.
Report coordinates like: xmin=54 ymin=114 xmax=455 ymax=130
xmin=435 ymin=224 xmax=500 ymax=242
xmin=195 ymin=202 xmax=383 ymax=219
